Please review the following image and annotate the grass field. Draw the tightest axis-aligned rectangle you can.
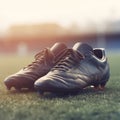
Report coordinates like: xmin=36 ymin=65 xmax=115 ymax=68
xmin=0 ymin=54 xmax=120 ymax=120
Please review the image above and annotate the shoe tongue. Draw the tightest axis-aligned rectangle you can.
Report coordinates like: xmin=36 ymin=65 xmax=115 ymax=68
xmin=73 ymin=42 xmax=93 ymax=56
xmin=50 ymin=43 xmax=67 ymax=56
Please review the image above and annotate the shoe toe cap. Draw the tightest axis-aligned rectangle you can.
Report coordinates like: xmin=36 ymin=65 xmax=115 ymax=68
xmin=4 ymin=74 xmax=34 ymax=90
xmin=34 ymin=78 xmax=53 ymax=91
xmin=4 ymin=75 xmax=17 ymax=90
xmin=34 ymin=75 xmax=70 ymax=92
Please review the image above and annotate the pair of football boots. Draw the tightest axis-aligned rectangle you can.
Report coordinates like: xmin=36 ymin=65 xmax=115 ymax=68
xmin=4 ymin=42 xmax=110 ymax=94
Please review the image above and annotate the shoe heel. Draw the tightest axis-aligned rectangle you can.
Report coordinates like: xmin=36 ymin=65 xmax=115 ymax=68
xmin=100 ymin=81 xmax=107 ymax=90
xmin=93 ymin=84 xmax=100 ymax=90
xmin=93 ymin=73 xmax=109 ymax=90
xmin=93 ymin=81 xmax=107 ymax=90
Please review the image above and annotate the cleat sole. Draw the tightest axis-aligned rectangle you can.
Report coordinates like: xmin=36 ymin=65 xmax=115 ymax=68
xmin=93 ymin=80 xmax=107 ymax=90
xmin=38 ymin=90 xmax=44 ymax=96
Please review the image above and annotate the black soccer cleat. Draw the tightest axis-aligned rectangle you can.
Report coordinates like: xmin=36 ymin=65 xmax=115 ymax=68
xmin=4 ymin=43 xmax=67 ymax=91
xmin=34 ymin=42 xmax=110 ymax=93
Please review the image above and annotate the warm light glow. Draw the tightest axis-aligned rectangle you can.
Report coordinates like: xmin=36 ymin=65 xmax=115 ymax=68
xmin=0 ymin=0 xmax=120 ymax=31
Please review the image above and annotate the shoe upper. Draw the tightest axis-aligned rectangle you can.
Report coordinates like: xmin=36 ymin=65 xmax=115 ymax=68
xmin=34 ymin=42 xmax=110 ymax=92
xmin=4 ymin=43 xmax=67 ymax=90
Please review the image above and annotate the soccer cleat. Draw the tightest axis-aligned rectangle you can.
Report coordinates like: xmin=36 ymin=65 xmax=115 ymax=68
xmin=4 ymin=43 xmax=67 ymax=90
xmin=34 ymin=42 xmax=110 ymax=93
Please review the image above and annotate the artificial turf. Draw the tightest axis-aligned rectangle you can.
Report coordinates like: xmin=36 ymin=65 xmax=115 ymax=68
xmin=0 ymin=54 xmax=120 ymax=120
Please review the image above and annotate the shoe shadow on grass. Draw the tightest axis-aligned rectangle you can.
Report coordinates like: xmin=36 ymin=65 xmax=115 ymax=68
xmin=6 ymin=88 xmax=36 ymax=94
xmin=38 ymin=87 xmax=110 ymax=99
xmin=40 ymin=84 xmax=120 ymax=99
xmin=7 ymin=86 xmax=116 ymax=99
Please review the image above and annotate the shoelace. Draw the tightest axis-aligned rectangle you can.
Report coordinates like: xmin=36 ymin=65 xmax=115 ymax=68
xmin=24 ymin=48 xmax=52 ymax=69
xmin=52 ymin=49 xmax=84 ymax=72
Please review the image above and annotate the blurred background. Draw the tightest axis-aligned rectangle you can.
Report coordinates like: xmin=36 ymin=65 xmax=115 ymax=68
xmin=0 ymin=0 xmax=120 ymax=56
xmin=0 ymin=1 xmax=120 ymax=119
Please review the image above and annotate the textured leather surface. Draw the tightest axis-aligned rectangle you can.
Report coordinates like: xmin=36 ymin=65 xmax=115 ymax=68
xmin=4 ymin=43 xmax=67 ymax=90
xmin=35 ymin=43 xmax=110 ymax=92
